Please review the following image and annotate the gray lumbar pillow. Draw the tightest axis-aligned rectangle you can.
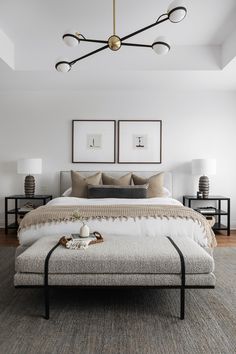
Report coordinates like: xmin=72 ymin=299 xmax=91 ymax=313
xmin=88 ymin=184 xmax=148 ymax=199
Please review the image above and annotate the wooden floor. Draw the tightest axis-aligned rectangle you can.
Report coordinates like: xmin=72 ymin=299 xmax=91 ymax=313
xmin=0 ymin=229 xmax=236 ymax=247
xmin=215 ymin=231 xmax=236 ymax=247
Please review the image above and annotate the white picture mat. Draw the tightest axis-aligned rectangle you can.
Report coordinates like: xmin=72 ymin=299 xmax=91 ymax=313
xmin=73 ymin=121 xmax=115 ymax=163
xmin=119 ymin=121 xmax=161 ymax=163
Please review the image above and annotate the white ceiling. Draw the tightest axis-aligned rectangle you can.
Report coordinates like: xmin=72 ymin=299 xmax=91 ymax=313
xmin=0 ymin=0 xmax=236 ymax=90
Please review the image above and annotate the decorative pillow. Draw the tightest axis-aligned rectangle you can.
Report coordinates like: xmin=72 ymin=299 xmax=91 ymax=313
xmin=63 ymin=184 xmax=170 ymax=198
xmin=162 ymin=187 xmax=171 ymax=198
xmin=71 ymin=171 xmax=102 ymax=198
xmin=132 ymin=172 xmax=164 ymax=198
xmin=102 ymin=172 xmax=132 ymax=186
xmin=62 ymin=188 xmax=72 ymax=197
xmin=88 ymin=184 xmax=148 ymax=199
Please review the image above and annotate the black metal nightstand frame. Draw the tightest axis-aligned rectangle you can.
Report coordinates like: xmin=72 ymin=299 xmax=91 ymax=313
xmin=183 ymin=195 xmax=230 ymax=236
xmin=5 ymin=195 xmax=52 ymax=234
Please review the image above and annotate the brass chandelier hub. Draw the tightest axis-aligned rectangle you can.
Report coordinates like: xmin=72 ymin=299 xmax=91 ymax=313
xmin=108 ymin=35 xmax=121 ymax=51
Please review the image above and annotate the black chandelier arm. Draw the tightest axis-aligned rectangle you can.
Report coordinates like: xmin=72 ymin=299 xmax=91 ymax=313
xmin=120 ymin=15 xmax=169 ymax=42
xmin=121 ymin=43 xmax=152 ymax=48
xmin=63 ymin=33 xmax=107 ymax=45
xmin=79 ymin=38 xmax=108 ymax=44
xmin=70 ymin=44 xmax=109 ymax=65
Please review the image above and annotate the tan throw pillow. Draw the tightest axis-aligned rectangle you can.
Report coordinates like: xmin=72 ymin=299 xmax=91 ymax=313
xmin=71 ymin=171 xmax=102 ymax=198
xmin=132 ymin=172 xmax=164 ymax=198
xmin=102 ymin=172 xmax=132 ymax=186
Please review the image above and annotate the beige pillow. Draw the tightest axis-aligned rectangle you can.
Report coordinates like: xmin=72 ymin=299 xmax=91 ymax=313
xmin=132 ymin=172 xmax=164 ymax=198
xmin=102 ymin=172 xmax=132 ymax=186
xmin=71 ymin=171 xmax=102 ymax=198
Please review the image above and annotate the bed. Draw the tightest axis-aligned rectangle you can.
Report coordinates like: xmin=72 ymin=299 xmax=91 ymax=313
xmin=17 ymin=171 xmax=216 ymax=252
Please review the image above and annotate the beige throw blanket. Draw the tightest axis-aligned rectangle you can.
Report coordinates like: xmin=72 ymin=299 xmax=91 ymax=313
xmin=19 ymin=204 xmax=217 ymax=247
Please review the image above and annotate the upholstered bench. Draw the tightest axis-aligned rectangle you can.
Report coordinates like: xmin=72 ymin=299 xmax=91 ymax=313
xmin=14 ymin=234 xmax=215 ymax=320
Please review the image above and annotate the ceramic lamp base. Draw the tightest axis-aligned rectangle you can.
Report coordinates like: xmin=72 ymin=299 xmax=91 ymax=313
xmin=24 ymin=175 xmax=35 ymax=197
xmin=199 ymin=175 xmax=209 ymax=199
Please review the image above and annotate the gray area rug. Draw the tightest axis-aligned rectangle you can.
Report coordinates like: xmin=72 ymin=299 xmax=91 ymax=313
xmin=0 ymin=247 xmax=235 ymax=354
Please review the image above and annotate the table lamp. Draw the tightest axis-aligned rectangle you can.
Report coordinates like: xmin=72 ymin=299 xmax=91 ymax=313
xmin=17 ymin=158 xmax=42 ymax=197
xmin=192 ymin=159 xmax=216 ymax=198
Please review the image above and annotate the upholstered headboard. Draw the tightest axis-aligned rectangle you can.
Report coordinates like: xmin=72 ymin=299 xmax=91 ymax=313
xmin=60 ymin=171 xmax=172 ymax=196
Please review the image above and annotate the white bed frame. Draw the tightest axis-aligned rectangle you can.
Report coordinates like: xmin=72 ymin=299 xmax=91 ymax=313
xmin=60 ymin=171 xmax=172 ymax=196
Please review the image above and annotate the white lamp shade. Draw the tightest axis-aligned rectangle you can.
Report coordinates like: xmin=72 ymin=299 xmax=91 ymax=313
xmin=168 ymin=0 xmax=187 ymax=23
xmin=17 ymin=159 xmax=42 ymax=175
xmin=63 ymin=33 xmax=79 ymax=47
xmin=152 ymin=36 xmax=170 ymax=55
xmin=192 ymin=159 xmax=216 ymax=176
xmin=55 ymin=60 xmax=71 ymax=73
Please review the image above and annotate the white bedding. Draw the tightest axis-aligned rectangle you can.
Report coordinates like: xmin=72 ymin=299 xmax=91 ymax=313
xmin=18 ymin=197 xmax=210 ymax=249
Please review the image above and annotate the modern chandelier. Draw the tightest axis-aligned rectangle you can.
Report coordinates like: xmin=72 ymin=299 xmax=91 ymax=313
xmin=55 ymin=0 xmax=187 ymax=72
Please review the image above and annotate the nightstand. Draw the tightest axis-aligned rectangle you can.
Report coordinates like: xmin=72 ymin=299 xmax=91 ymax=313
xmin=5 ymin=195 xmax=52 ymax=234
xmin=183 ymin=195 xmax=230 ymax=236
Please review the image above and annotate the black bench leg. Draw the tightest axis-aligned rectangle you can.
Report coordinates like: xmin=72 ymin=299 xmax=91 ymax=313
xmin=43 ymin=241 xmax=60 ymax=320
xmin=44 ymin=286 xmax=50 ymax=320
xmin=180 ymin=287 xmax=185 ymax=320
xmin=167 ymin=237 xmax=186 ymax=320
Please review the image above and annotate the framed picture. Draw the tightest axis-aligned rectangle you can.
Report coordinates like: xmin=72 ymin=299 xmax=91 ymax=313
xmin=72 ymin=120 xmax=116 ymax=163
xmin=118 ymin=120 xmax=162 ymax=164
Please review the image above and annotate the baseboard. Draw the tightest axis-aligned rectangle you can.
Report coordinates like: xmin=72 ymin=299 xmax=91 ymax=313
xmin=231 ymin=221 xmax=236 ymax=230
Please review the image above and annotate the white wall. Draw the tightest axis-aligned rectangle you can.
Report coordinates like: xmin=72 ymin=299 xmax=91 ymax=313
xmin=0 ymin=90 xmax=236 ymax=228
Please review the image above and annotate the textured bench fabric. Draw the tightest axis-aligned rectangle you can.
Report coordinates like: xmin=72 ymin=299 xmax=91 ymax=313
xmin=15 ymin=234 xmax=215 ymax=288
xmin=14 ymin=272 xmax=215 ymax=287
xmin=15 ymin=234 xmax=214 ymax=275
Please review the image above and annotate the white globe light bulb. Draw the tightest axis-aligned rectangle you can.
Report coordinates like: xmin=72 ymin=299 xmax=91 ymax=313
xmin=55 ymin=60 xmax=71 ymax=73
xmin=152 ymin=37 xmax=171 ymax=55
xmin=167 ymin=0 xmax=187 ymax=23
xmin=63 ymin=32 xmax=80 ymax=47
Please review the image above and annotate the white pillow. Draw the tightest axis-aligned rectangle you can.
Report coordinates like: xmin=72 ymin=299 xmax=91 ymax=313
xmin=162 ymin=187 xmax=171 ymax=198
xmin=62 ymin=187 xmax=72 ymax=197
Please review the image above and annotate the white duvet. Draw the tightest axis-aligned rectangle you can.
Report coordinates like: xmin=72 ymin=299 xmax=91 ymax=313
xmin=18 ymin=197 xmax=210 ymax=249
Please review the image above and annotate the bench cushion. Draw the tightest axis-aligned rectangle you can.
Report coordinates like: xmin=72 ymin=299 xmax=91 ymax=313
xmin=15 ymin=234 xmax=214 ymax=275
